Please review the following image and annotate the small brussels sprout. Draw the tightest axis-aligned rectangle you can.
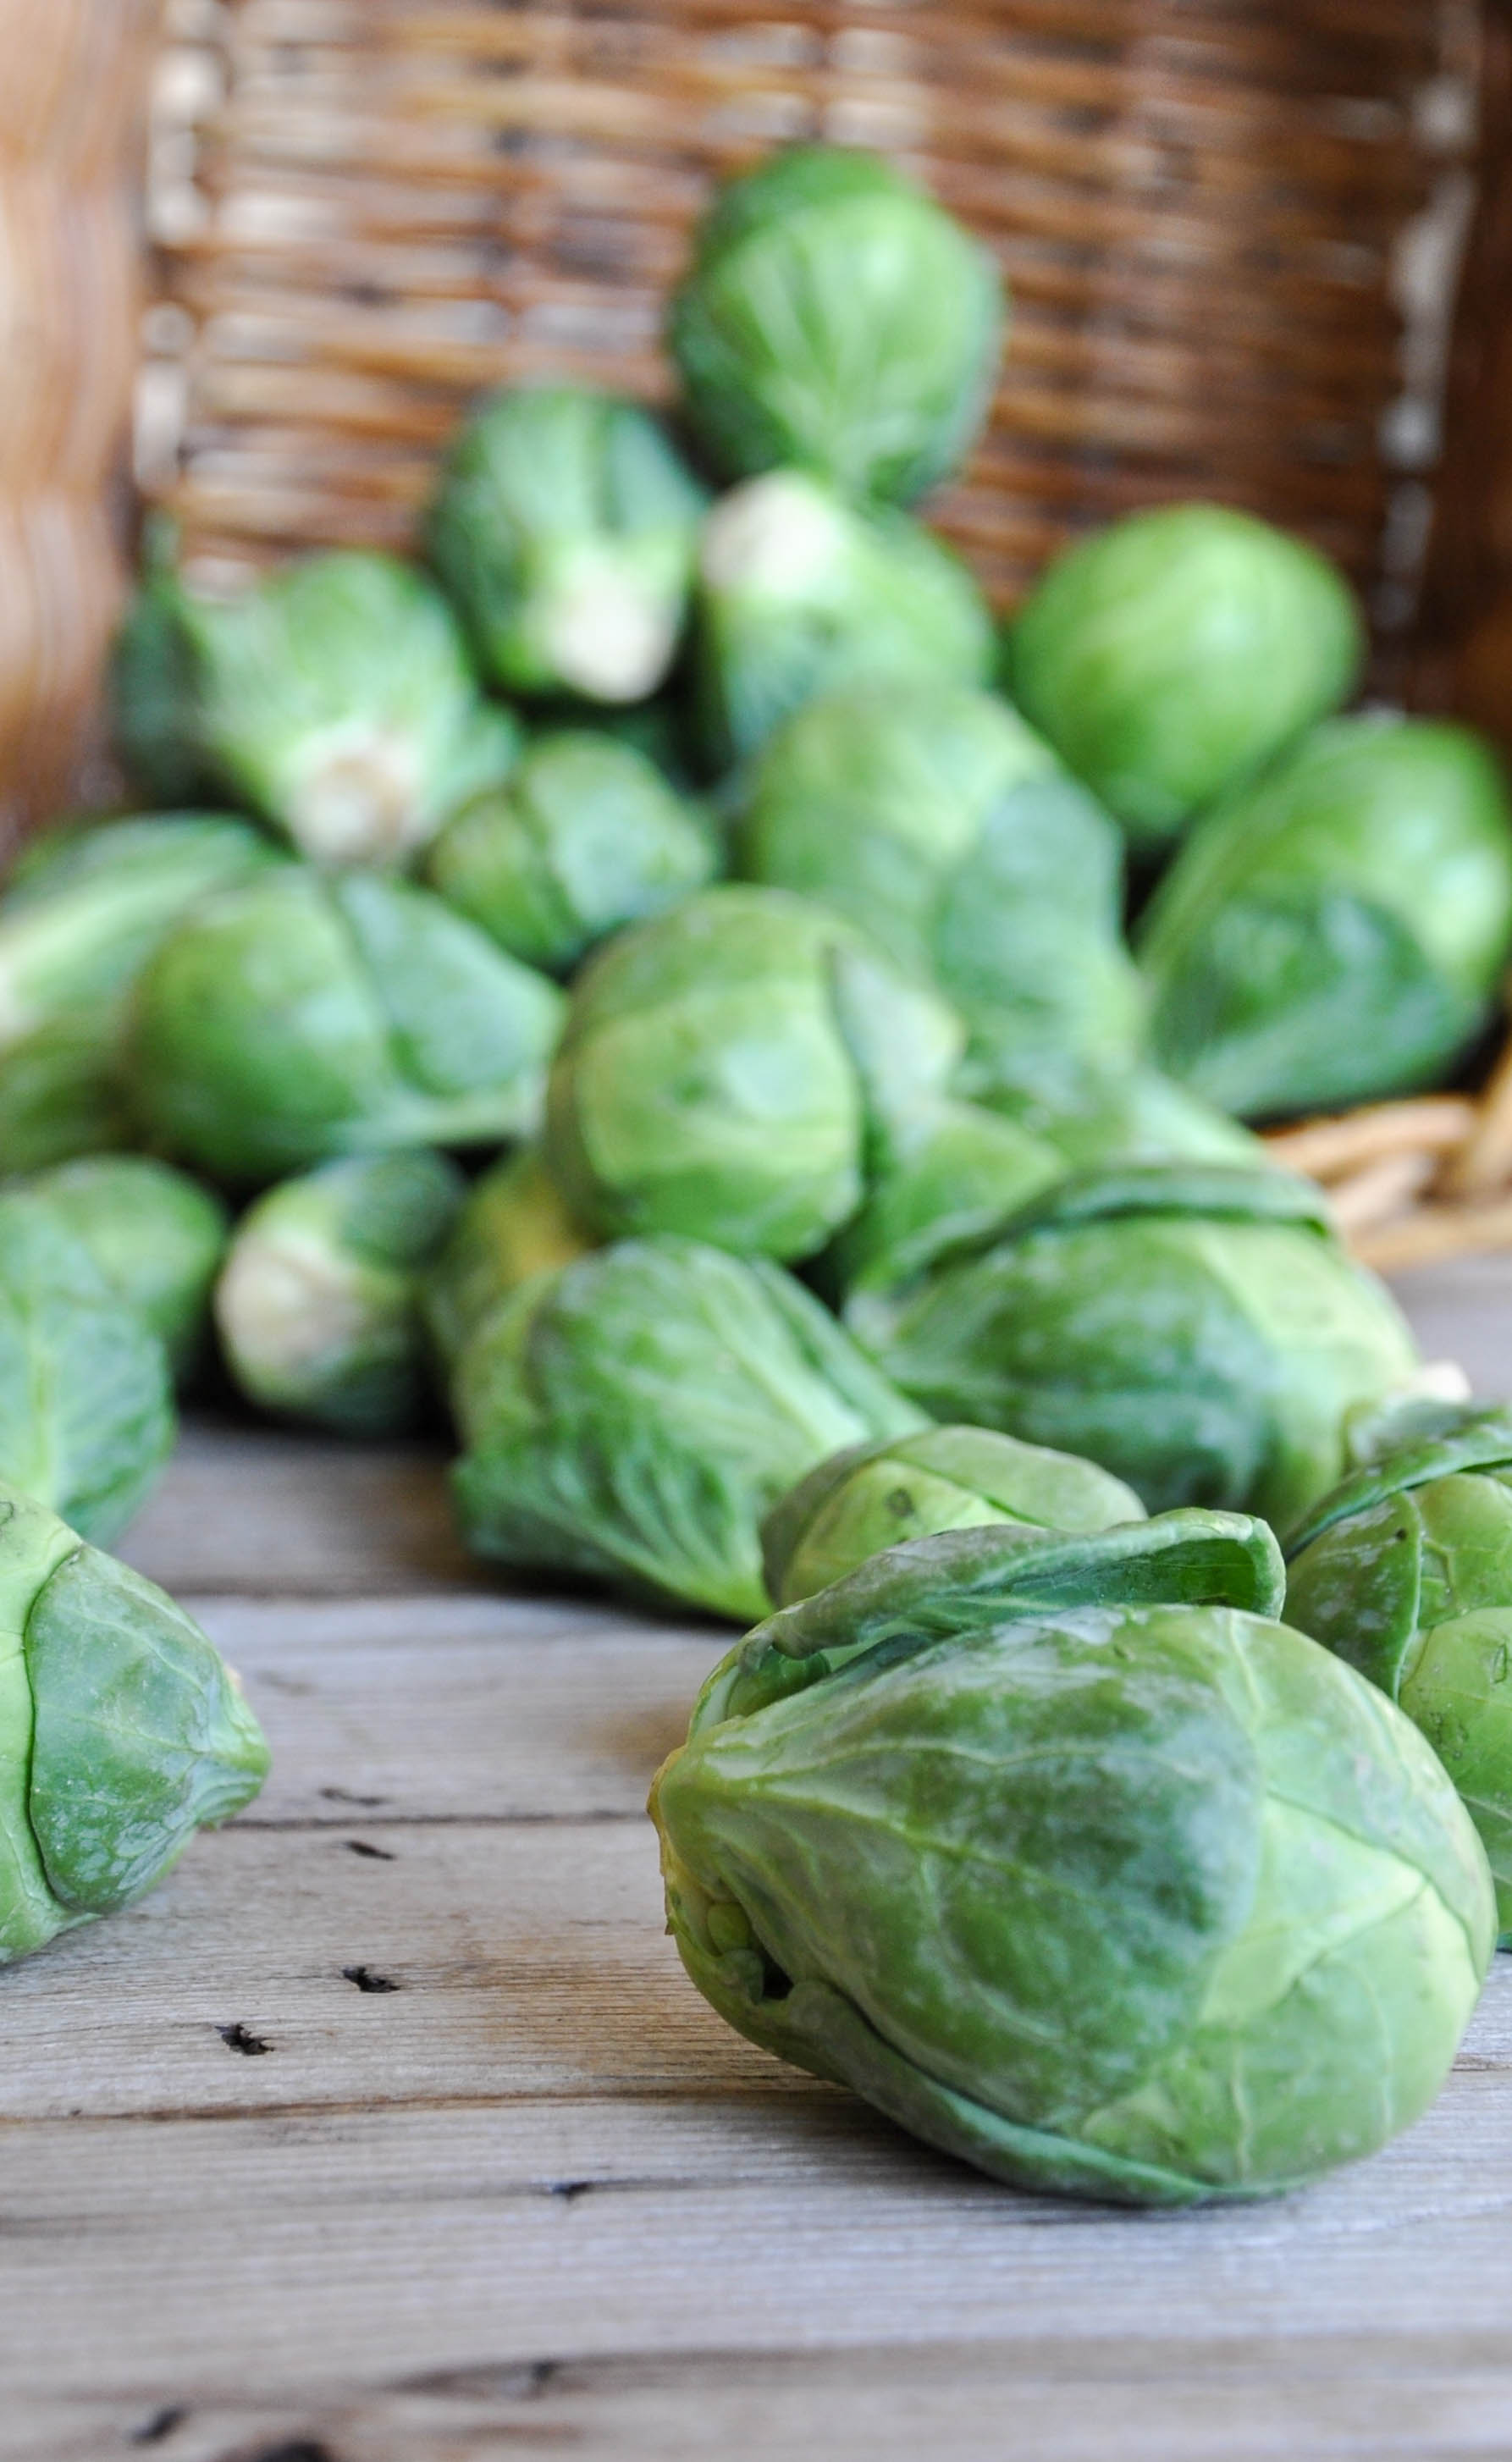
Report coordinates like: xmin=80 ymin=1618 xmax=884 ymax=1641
xmin=0 ymin=1481 xmax=268 ymax=1963
xmin=128 ymin=868 xmax=566 ymax=1186
xmin=670 ymin=145 xmax=1005 ymax=506
xmin=422 ymin=1146 xmax=593 ymax=1371
xmin=737 ymin=682 xmax=1145 ymax=1081
xmin=762 ymin=1424 xmax=1145 ymax=1606
xmin=215 ymin=1151 xmax=465 ymax=1436
xmin=0 ymin=1190 xmax=175 ymax=1543
xmin=428 ymin=386 xmax=707 ymax=704
xmin=1139 ymin=715 xmax=1512 ymax=1119
xmin=113 ymin=551 xmax=522 ymax=869
xmin=697 ymin=472 xmax=995 ymax=765
xmin=427 ymin=732 xmax=719 ymax=974
xmin=1007 ymin=505 xmax=1365 ymax=853
xmin=983 ymin=1063 xmax=1262 ymax=1173
xmin=0 ymin=814 xmax=281 ymax=1169
xmin=18 ymin=1157 xmax=229 ymax=1388
xmin=448 ymin=1234 xmax=924 ymax=1622
xmin=653 ymin=1515 xmax=1492 ymax=2204
xmin=1286 ymin=1405 xmax=1512 ymax=1942
xmin=544 ymin=885 xmax=962 ymax=1262
xmin=847 ymin=1165 xmax=1417 ymax=1529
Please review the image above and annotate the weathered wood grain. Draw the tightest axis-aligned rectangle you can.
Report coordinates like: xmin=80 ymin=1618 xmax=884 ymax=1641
xmin=119 ymin=1415 xmax=480 ymax=1598
xmin=21 ymin=2337 xmax=1512 ymax=2462
xmin=8 ymin=1264 xmax=1512 ymax=2462
xmin=4 ymin=2068 xmax=1512 ymax=2448
xmin=193 ymin=1590 xmax=721 ymax=1823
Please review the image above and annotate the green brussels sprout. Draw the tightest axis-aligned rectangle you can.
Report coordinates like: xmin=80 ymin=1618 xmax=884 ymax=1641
xmin=113 ymin=550 xmax=522 ymax=869
xmin=449 ymin=1234 xmax=924 ymax=1622
xmin=0 ymin=1190 xmax=175 ymax=1543
xmin=1286 ymin=1404 xmax=1512 ymax=1942
xmin=670 ymin=145 xmax=1005 ymax=507
xmin=0 ymin=1480 xmax=268 ymax=1963
xmin=428 ymin=386 xmax=708 ymax=704
xmin=847 ymin=1165 xmax=1418 ymax=1529
xmin=0 ymin=1013 xmax=135 ymax=1176
xmin=127 ymin=867 xmax=566 ymax=1186
xmin=422 ymin=1145 xmax=593 ymax=1371
xmin=108 ymin=533 xmax=212 ymax=806
xmin=763 ymin=1424 xmax=1145 ymax=1606
xmin=737 ymin=681 xmax=1144 ymax=1081
xmin=825 ymin=1097 xmax=1063 ymax=1303
xmin=983 ymin=1063 xmax=1262 ymax=1173
xmin=696 ymin=472 xmax=995 ymax=765
xmin=18 ymin=1157 xmax=229 ymax=1388
xmin=427 ymin=731 xmax=719 ymax=974
xmin=1007 ymin=505 xmax=1365 ymax=853
xmin=0 ymin=814 xmax=281 ymax=1171
xmin=653 ymin=1514 xmax=1492 ymax=2205
xmin=544 ymin=884 xmax=963 ymax=1262
xmin=215 ymin=1151 xmax=465 ymax=1436
xmin=1139 ymin=716 xmax=1512 ymax=1120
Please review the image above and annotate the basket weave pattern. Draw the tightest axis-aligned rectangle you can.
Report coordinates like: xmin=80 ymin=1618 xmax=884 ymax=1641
xmin=144 ymin=0 xmax=1445 ymax=612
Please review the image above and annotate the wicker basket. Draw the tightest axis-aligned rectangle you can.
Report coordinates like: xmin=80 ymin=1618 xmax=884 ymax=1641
xmin=6 ymin=0 xmax=1512 ymax=1266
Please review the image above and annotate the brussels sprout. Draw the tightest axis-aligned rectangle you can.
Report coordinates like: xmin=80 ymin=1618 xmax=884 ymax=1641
xmin=653 ymin=1514 xmax=1491 ymax=2204
xmin=448 ymin=1234 xmax=924 ymax=1622
xmin=1286 ymin=1405 xmax=1512 ymax=1942
xmin=427 ymin=732 xmax=719 ymax=974
xmin=423 ymin=1145 xmax=593 ymax=1371
xmin=0 ymin=1012 xmax=135 ymax=1176
xmin=0 ymin=1481 xmax=268 ymax=1962
xmin=109 ymin=538 xmax=212 ymax=806
xmin=544 ymin=884 xmax=963 ymax=1262
xmin=983 ymin=1063 xmax=1262 ymax=1173
xmin=1007 ymin=505 xmax=1365 ymax=853
xmin=670 ymin=145 xmax=1005 ymax=506
xmin=113 ymin=551 xmax=522 ymax=869
xmin=1139 ymin=715 xmax=1512 ymax=1120
xmin=762 ymin=1424 xmax=1145 ymax=1606
xmin=848 ymin=1165 xmax=1417 ymax=1528
xmin=18 ymin=1157 xmax=229 ymax=1388
xmin=825 ymin=1097 xmax=1062 ymax=1303
xmin=0 ymin=813 xmax=280 ymax=1026
xmin=737 ymin=682 xmax=1144 ymax=1081
xmin=0 ymin=814 xmax=281 ymax=1169
xmin=128 ymin=868 xmax=566 ymax=1185
xmin=215 ymin=1151 xmax=464 ymax=1436
xmin=0 ymin=1190 xmax=175 ymax=1543
xmin=428 ymin=386 xmax=707 ymax=704
xmin=697 ymin=472 xmax=994 ymax=765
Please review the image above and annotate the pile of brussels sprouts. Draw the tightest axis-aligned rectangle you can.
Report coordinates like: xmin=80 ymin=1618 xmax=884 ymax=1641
xmin=3 ymin=141 xmax=1512 ymax=2211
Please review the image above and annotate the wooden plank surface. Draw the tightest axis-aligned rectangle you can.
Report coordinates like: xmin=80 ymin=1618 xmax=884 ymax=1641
xmin=6 ymin=1263 xmax=1512 ymax=2462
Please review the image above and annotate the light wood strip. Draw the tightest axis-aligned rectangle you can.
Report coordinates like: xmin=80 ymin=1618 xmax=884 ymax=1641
xmin=3 ymin=2062 xmax=1512 ymax=2415
xmin=192 ymin=1592 xmax=719 ymax=1824
xmin=119 ymin=1416 xmax=479 ymax=1597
